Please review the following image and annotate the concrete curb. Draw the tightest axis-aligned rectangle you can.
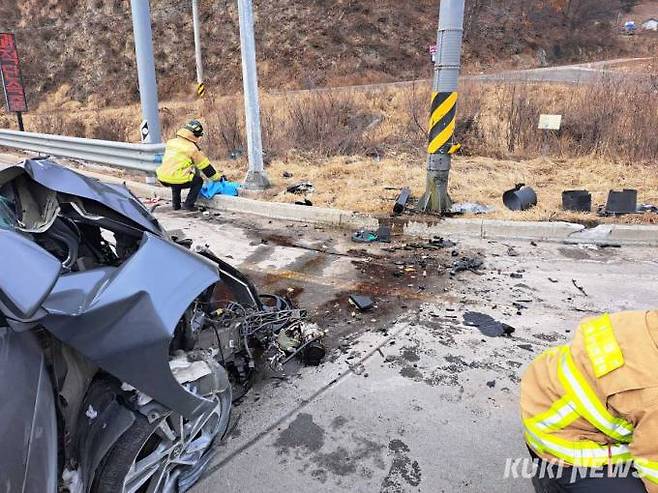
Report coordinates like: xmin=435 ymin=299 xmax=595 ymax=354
xmin=78 ymin=169 xmax=658 ymax=247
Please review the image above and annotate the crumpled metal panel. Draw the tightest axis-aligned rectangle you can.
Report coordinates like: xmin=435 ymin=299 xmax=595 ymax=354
xmin=0 ymin=229 xmax=62 ymax=320
xmin=0 ymin=158 xmax=164 ymax=236
xmin=0 ymin=328 xmax=57 ymax=493
xmin=41 ymin=233 xmax=221 ymax=420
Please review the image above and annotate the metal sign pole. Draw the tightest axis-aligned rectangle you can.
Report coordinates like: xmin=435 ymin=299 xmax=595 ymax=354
xmin=237 ymin=0 xmax=270 ymax=190
xmin=16 ymin=111 xmax=24 ymax=131
xmin=419 ymin=0 xmax=465 ymax=213
xmin=192 ymin=0 xmax=204 ymax=88
xmin=129 ymin=0 xmax=162 ymax=144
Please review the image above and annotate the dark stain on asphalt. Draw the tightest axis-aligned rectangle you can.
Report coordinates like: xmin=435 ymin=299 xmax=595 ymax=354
xmin=399 ymin=365 xmax=423 ymax=380
xmin=381 ymin=439 xmax=422 ymax=492
xmin=331 ymin=415 xmax=349 ymax=431
xmin=310 ymin=435 xmax=386 ymax=480
xmin=558 ymin=247 xmax=591 ymax=260
xmin=275 ymin=413 xmax=325 ymax=454
xmin=400 ymin=346 xmax=420 ymax=362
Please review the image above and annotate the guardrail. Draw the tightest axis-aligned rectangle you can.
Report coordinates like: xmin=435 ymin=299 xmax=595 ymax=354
xmin=0 ymin=129 xmax=165 ymax=172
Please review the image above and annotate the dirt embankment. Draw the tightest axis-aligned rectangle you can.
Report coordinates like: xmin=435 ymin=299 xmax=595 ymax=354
xmin=0 ymin=0 xmax=650 ymax=108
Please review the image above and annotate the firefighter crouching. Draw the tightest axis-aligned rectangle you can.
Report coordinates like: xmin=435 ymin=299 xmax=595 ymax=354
xmin=156 ymin=119 xmax=220 ymax=211
xmin=521 ymin=310 xmax=658 ymax=492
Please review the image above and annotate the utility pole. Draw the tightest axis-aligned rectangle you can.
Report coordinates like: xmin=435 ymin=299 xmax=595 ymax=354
xmin=192 ymin=0 xmax=204 ymax=89
xmin=237 ymin=0 xmax=270 ymax=190
xmin=419 ymin=0 xmax=465 ymax=213
xmin=130 ymin=0 xmax=162 ymax=144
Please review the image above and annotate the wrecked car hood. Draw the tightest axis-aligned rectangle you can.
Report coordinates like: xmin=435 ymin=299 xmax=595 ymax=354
xmin=41 ymin=233 xmax=220 ymax=419
xmin=0 ymin=158 xmax=164 ymax=236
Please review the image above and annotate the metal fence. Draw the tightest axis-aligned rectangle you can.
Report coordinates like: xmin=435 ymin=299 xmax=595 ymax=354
xmin=0 ymin=129 xmax=165 ymax=172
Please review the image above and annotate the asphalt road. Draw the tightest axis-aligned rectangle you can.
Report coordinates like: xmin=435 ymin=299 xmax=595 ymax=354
xmin=275 ymin=57 xmax=654 ymax=95
xmin=152 ymin=207 xmax=658 ymax=493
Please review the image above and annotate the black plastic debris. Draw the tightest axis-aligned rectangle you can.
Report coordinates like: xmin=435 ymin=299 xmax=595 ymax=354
xmin=450 ymin=256 xmax=483 ymax=275
xmin=638 ymin=204 xmax=658 ymax=214
xmin=562 ymin=190 xmax=592 ymax=212
xmin=605 ymin=189 xmax=637 ymax=215
xmin=503 ymin=184 xmax=537 ymax=211
xmin=287 ymin=182 xmax=315 ymax=194
xmin=463 ymin=312 xmax=515 ymax=337
xmin=282 ymin=171 xmax=294 ymax=178
xmin=302 ymin=341 xmax=327 ymax=366
xmin=393 ymin=187 xmax=411 ymax=215
xmin=572 ymin=279 xmax=588 ymax=297
xmin=376 ymin=224 xmax=392 ymax=243
xmin=294 ymin=199 xmax=313 ymax=207
xmin=430 ymin=237 xmax=457 ymax=248
xmin=349 ymin=295 xmax=375 ymax=311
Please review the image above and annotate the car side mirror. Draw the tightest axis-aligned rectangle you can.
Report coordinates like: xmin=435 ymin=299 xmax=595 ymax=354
xmin=0 ymin=230 xmax=61 ymax=320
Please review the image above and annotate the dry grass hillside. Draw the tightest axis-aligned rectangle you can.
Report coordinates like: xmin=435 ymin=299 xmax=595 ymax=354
xmin=0 ymin=0 xmax=648 ymax=108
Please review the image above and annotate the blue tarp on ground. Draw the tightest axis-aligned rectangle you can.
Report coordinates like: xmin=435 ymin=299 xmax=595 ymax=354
xmin=200 ymin=180 xmax=241 ymax=199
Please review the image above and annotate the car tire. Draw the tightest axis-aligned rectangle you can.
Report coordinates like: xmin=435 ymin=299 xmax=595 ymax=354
xmin=90 ymin=364 xmax=231 ymax=493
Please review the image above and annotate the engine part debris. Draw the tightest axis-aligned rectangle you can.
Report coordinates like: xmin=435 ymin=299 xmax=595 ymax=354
xmin=450 ymin=256 xmax=484 ymax=275
xmin=294 ymin=199 xmax=313 ymax=207
xmin=349 ymin=295 xmax=375 ymax=311
xmin=503 ymin=184 xmax=537 ymax=211
xmin=393 ymin=187 xmax=411 ymax=215
xmin=463 ymin=312 xmax=515 ymax=337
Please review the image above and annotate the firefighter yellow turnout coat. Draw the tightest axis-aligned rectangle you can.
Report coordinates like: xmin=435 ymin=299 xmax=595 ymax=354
xmin=156 ymin=128 xmax=213 ymax=185
xmin=521 ymin=310 xmax=658 ymax=492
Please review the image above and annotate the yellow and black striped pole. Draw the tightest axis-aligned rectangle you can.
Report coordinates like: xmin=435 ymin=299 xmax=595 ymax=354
xmin=419 ymin=0 xmax=465 ymax=214
xmin=428 ymin=91 xmax=458 ymax=155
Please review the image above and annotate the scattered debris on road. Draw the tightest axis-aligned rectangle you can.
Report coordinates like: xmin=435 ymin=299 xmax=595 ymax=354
xmin=393 ymin=187 xmax=411 ymax=215
xmin=503 ymin=184 xmax=537 ymax=211
xmin=352 ymin=229 xmax=379 ymax=243
xmin=562 ymin=190 xmax=592 ymax=212
xmin=450 ymin=256 xmax=484 ymax=275
xmin=349 ymin=295 xmax=375 ymax=311
xmin=287 ymin=182 xmax=315 ymax=194
xmin=572 ymin=279 xmax=589 ymax=296
xmin=463 ymin=311 xmax=516 ymax=337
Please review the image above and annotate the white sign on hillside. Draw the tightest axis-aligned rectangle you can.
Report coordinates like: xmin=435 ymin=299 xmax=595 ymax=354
xmin=538 ymin=114 xmax=562 ymax=130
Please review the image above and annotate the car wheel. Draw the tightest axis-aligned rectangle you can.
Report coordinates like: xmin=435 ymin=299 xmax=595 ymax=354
xmin=91 ymin=367 xmax=231 ymax=493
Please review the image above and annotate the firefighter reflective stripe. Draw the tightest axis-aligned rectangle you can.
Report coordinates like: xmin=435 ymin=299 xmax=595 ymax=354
xmin=582 ymin=314 xmax=625 ymax=378
xmin=427 ymin=91 xmax=458 ymax=154
xmin=524 ymin=426 xmax=632 ymax=468
xmin=527 ymin=396 xmax=579 ymax=432
xmin=635 ymin=459 xmax=658 ymax=484
xmin=558 ymin=347 xmax=634 ymax=442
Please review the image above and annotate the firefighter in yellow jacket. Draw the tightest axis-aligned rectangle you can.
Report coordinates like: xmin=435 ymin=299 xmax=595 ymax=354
xmin=156 ymin=120 xmax=220 ymax=211
xmin=521 ymin=310 xmax=658 ymax=492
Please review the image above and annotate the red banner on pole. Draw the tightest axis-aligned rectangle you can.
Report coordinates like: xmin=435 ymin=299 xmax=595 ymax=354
xmin=0 ymin=33 xmax=28 ymax=113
